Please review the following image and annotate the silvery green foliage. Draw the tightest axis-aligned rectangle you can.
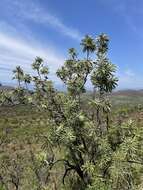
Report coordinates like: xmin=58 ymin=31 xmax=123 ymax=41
xmin=91 ymin=34 xmax=118 ymax=95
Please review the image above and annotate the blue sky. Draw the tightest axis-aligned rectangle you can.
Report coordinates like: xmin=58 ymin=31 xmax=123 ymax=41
xmin=0 ymin=0 xmax=143 ymax=89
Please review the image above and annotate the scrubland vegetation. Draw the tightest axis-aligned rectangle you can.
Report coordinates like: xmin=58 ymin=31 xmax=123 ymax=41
xmin=1 ymin=34 xmax=143 ymax=190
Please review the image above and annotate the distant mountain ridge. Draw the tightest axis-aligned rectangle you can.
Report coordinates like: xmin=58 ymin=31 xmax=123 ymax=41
xmin=112 ymin=89 xmax=143 ymax=96
xmin=1 ymin=84 xmax=143 ymax=96
xmin=0 ymin=85 xmax=14 ymax=90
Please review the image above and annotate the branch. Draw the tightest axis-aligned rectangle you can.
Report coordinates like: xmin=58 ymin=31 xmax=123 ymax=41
xmin=62 ymin=168 xmax=74 ymax=185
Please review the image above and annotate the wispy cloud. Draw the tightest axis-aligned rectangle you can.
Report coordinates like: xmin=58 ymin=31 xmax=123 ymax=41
xmin=124 ymin=69 xmax=135 ymax=77
xmin=117 ymin=68 xmax=143 ymax=89
xmin=4 ymin=0 xmax=82 ymax=41
xmin=0 ymin=0 xmax=82 ymax=84
xmin=0 ymin=27 xmax=64 ymax=84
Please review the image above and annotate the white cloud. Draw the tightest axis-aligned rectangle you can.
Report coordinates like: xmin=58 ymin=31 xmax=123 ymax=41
xmin=0 ymin=30 xmax=65 ymax=84
xmin=0 ymin=0 xmax=82 ymax=85
xmin=124 ymin=69 xmax=135 ymax=77
xmin=22 ymin=8 xmax=82 ymax=41
xmin=117 ymin=68 xmax=143 ymax=89
xmin=0 ymin=32 xmax=62 ymax=62
xmin=4 ymin=0 xmax=82 ymax=41
xmin=0 ymin=32 xmax=64 ymax=66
